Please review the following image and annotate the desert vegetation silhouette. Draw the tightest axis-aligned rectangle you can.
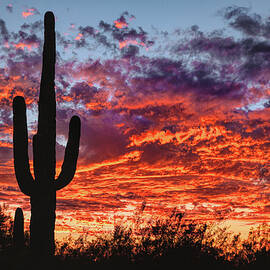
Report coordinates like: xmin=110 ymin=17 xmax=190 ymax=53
xmin=12 ymin=11 xmax=81 ymax=256
xmin=0 ymin=204 xmax=269 ymax=269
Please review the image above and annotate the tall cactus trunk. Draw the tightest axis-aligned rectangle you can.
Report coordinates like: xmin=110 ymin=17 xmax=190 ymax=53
xmin=13 ymin=207 xmax=24 ymax=250
xmin=12 ymin=11 xmax=81 ymax=256
xmin=30 ymin=191 xmax=56 ymax=255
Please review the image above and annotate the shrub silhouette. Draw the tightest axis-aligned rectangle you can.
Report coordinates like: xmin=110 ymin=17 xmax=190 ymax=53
xmin=12 ymin=11 xmax=81 ymax=256
xmin=0 ymin=205 xmax=269 ymax=269
xmin=54 ymin=215 xmax=231 ymax=269
xmin=0 ymin=205 xmax=13 ymax=251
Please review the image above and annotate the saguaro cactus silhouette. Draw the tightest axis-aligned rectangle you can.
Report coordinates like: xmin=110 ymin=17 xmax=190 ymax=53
xmin=12 ymin=11 xmax=81 ymax=256
xmin=13 ymin=207 xmax=24 ymax=250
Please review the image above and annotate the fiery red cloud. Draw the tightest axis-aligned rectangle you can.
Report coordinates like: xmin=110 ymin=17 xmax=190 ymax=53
xmin=0 ymin=7 xmax=270 ymax=239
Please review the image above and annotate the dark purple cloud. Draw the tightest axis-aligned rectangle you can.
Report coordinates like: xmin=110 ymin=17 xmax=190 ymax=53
xmin=221 ymin=6 xmax=270 ymax=38
xmin=6 ymin=4 xmax=13 ymax=14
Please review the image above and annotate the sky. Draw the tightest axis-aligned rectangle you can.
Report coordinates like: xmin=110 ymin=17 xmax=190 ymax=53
xmin=0 ymin=0 xmax=270 ymax=239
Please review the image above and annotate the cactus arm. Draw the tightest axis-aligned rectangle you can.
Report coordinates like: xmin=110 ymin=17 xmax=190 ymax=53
xmin=55 ymin=116 xmax=81 ymax=190
xmin=37 ymin=11 xmax=56 ymax=181
xmin=13 ymin=96 xmax=35 ymax=196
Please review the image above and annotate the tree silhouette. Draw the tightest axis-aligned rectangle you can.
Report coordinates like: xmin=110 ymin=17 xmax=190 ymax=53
xmin=12 ymin=11 xmax=81 ymax=256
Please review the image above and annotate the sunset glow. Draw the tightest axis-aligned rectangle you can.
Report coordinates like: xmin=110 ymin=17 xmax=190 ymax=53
xmin=0 ymin=1 xmax=270 ymax=242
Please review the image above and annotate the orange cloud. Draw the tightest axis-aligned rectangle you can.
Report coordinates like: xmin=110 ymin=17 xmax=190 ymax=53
xmin=75 ymin=33 xmax=83 ymax=40
xmin=12 ymin=42 xmax=38 ymax=51
xmin=119 ymin=39 xmax=147 ymax=49
xmin=114 ymin=20 xmax=128 ymax=29
xmin=22 ymin=8 xmax=35 ymax=18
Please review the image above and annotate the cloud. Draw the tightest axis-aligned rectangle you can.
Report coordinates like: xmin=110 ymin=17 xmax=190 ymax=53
xmin=56 ymin=11 xmax=152 ymax=53
xmin=0 ymin=19 xmax=9 ymax=42
xmin=221 ymin=6 xmax=270 ymax=38
xmin=0 ymin=6 xmax=270 ymax=234
xmin=22 ymin=8 xmax=40 ymax=18
xmin=21 ymin=20 xmax=43 ymax=33
xmin=0 ymin=147 xmax=12 ymax=164
xmin=6 ymin=4 xmax=13 ymax=13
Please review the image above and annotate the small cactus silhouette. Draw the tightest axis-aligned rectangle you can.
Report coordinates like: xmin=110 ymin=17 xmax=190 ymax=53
xmin=13 ymin=207 xmax=24 ymax=250
xmin=13 ymin=11 xmax=81 ymax=256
